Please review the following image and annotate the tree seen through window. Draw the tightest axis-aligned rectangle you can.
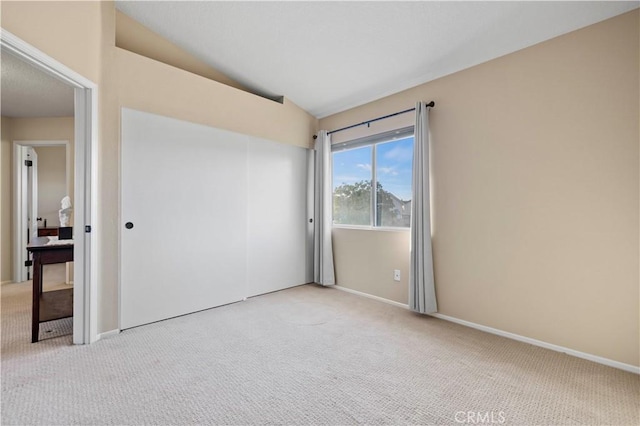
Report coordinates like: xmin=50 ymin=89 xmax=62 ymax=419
xmin=332 ymin=134 xmax=413 ymax=228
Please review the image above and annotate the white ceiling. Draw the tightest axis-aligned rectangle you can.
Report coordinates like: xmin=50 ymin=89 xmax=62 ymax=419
xmin=1 ymin=50 xmax=75 ymax=118
xmin=115 ymin=1 xmax=638 ymax=118
xmin=1 ymin=2 xmax=635 ymax=119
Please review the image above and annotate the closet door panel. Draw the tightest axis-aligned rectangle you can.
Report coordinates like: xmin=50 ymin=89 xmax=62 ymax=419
xmin=247 ymin=139 xmax=311 ymax=297
xmin=121 ymin=108 xmax=248 ymax=329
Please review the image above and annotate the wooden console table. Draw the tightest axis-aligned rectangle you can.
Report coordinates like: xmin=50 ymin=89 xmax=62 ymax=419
xmin=27 ymin=237 xmax=73 ymax=343
xmin=37 ymin=227 xmax=59 ymax=237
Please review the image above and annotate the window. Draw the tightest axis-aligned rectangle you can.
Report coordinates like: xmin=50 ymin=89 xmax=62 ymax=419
xmin=332 ymin=127 xmax=414 ymax=228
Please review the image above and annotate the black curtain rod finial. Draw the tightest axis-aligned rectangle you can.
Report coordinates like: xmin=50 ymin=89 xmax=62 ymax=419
xmin=313 ymin=135 xmax=318 ymax=140
xmin=426 ymin=101 xmax=435 ymax=108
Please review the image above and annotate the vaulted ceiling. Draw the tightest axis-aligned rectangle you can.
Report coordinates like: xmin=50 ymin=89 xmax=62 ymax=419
xmin=115 ymin=1 xmax=638 ymax=118
xmin=2 ymin=2 xmax=637 ymax=119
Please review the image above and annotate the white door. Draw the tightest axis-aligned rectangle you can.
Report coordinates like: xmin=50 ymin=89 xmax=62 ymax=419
xmin=25 ymin=147 xmax=38 ymax=279
xmin=121 ymin=108 xmax=312 ymax=330
xmin=246 ymin=139 xmax=312 ymax=296
xmin=120 ymin=109 xmax=249 ymax=330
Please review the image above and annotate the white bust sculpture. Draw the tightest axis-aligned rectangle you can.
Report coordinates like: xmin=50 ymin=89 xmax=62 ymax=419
xmin=59 ymin=196 xmax=73 ymax=227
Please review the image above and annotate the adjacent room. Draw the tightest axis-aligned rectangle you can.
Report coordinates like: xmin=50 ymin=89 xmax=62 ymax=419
xmin=1 ymin=47 xmax=77 ymax=345
xmin=1 ymin=1 xmax=638 ymax=425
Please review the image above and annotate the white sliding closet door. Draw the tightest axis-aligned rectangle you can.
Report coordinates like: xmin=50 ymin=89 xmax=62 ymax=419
xmin=247 ymin=139 xmax=312 ymax=296
xmin=121 ymin=108 xmax=312 ymax=330
xmin=121 ymin=109 xmax=248 ymax=329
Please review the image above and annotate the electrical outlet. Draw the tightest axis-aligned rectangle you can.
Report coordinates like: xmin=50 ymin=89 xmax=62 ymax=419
xmin=393 ymin=269 xmax=401 ymax=281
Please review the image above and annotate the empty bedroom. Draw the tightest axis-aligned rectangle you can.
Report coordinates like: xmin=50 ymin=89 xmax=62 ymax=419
xmin=0 ymin=1 xmax=638 ymax=425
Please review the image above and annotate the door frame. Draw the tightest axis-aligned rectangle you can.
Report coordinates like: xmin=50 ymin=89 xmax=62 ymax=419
xmin=13 ymin=140 xmax=70 ymax=283
xmin=1 ymin=29 xmax=99 ymax=344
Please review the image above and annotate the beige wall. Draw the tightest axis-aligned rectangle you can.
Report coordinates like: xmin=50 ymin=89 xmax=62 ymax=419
xmin=1 ymin=1 xmax=102 ymax=83
xmin=116 ymin=48 xmax=317 ymax=150
xmin=321 ymin=10 xmax=639 ymax=367
xmin=333 ymin=228 xmax=410 ymax=304
xmin=115 ymin=10 xmax=248 ymax=93
xmin=0 ymin=116 xmax=75 ymax=282
xmin=9 ymin=117 xmax=75 ymax=203
xmin=2 ymin=1 xmax=317 ymax=333
xmin=1 ymin=117 xmax=13 ymax=283
xmin=34 ymin=146 xmax=67 ymax=227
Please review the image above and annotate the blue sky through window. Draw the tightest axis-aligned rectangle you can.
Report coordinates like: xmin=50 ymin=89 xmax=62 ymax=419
xmin=332 ymin=136 xmax=414 ymax=201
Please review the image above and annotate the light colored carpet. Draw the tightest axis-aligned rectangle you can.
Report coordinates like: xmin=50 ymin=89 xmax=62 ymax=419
xmin=1 ymin=282 xmax=638 ymax=425
xmin=2 ymin=264 xmax=73 ymax=350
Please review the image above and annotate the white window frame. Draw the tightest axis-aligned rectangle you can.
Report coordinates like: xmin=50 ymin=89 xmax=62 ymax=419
xmin=331 ymin=126 xmax=414 ymax=231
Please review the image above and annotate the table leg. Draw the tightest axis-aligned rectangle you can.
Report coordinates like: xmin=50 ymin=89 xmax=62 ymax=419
xmin=31 ymin=253 xmax=42 ymax=343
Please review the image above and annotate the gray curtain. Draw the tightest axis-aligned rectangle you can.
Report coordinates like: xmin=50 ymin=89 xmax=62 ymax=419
xmin=409 ymin=102 xmax=437 ymax=313
xmin=314 ymin=130 xmax=336 ymax=286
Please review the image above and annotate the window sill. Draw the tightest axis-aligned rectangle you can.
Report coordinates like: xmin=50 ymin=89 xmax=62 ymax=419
xmin=332 ymin=224 xmax=410 ymax=233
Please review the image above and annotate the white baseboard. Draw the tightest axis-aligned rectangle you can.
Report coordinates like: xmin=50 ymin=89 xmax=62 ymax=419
xmin=334 ymin=285 xmax=410 ymax=310
xmin=430 ymin=313 xmax=639 ymax=374
xmin=98 ymin=329 xmax=120 ymax=340
xmin=332 ymin=285 xmax=639 ymax=375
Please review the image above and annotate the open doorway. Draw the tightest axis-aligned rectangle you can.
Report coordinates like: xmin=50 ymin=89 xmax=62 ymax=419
xmin=13 ymin=140 xmax=72 ymax=284
xmin=1 ymin=29 xmax=98 ymax=344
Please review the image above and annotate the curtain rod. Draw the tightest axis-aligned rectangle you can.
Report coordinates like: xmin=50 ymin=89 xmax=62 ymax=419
xmin=313 ymin=101 xmax=434 ymax=139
